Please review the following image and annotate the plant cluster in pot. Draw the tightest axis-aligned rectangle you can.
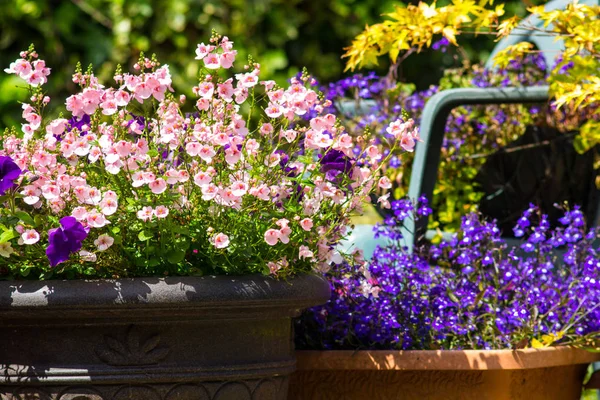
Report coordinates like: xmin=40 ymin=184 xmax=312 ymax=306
xmin=0 ymin=34 xmax=408 ymax=400
xmin=294 ymin=198 xmax=600 ymax=400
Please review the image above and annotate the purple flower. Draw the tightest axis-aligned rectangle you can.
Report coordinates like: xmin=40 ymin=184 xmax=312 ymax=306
xmin=319 ymin=149 xmax=353 ymax=182
xmin=46 ymin=216 xmax=89 ymax=267
xmin=67 ymin=114 xmax=91 ymax=132
xmin=0 ymin=156 xmax=22 ymax=195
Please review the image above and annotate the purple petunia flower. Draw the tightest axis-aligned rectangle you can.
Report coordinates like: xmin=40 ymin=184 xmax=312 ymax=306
xmin=319 ymin=149 xmax=354 ymax=182
xmin=67 ymin=114 xmax=91 ymax=132
xmin=46 ymin=216 xmax=89 ymax=267
xmin=0 ymin=156 xmax=22 ymax=195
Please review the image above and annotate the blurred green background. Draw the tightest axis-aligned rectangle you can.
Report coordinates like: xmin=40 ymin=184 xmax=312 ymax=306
xmin=0 ymin=0 xmax=539 ymax=130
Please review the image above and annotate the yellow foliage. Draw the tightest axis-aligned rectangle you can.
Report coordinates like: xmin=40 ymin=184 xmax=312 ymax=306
xmin=531 ymin=332 xmax=564 ymax=349
xmin=343 ymin=0 xmax=504 ymax=71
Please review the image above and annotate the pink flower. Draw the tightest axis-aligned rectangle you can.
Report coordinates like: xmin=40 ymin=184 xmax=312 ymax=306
xmin=198 ymin=145 xmax=216 ymax=163
xmin=213 ymin=232 xmax=230 ymax=249
xmin=94 ymin=234 xmax=114 ymax=251
xmin=400 ymin=135 xmax=416 ymax=152
xmin=265 ymin=104 xmax=282 ymax=118
xmin=21 ymin=229 xmax=40 ymax=245
xmin=149 ymin=178 xmax=167 ymax=194
xmin=259 ymin=123 xmax=274 ymax=136
xmin=217 ymin=79 xmax=234 ymax=101
xmin=378 ymin=177 xmax=392 ymax=189
xmin=71 ymin=206 xmax=88 ymax=221
xmin=203 ymin=53 xmax=221 ymax=69
xmin=264 ymin=229 xmax=281 ymax=246
xmin=276 ymin=219 xmax=292 ymax=244
xmin=155 ymin=205 xmax=169 ymax=219
xmin=137 ymin=206 xmax=154 ymax=222
xmin=201 ymin=184 xmax=218 ymax=200
xmin=300 ymin=218 xmax=313 ymax=231
xmin=299 ymin=245 xmax=314 ymax=260
xmin=230 ymin=181 xmax=248 ymax=197
xmin=198 ymin=82 xmax=214 ymax=99
xmin=219 ymin=51 xmax=237 ymax=69
xmin=193 ymin=170 xmax=212 ymax=187
xmin=366 ymin=145 xmax=381 ymax=160
xmin=87 ymin=211 xmax=110 ymax=228
xmin=195 ymin=43 xmax=213 ymax=60
xmin=21 ymin=185 xmax=41 ymax=205
xmin=186 ymin=142 xmax=202 ymax=156
xmin=100 ymin=198 xmax=118 ymax=215
xmin=224 ymin=147 xmax=241 ymax=165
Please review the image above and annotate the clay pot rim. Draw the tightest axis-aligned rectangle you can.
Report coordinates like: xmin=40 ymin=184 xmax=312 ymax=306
xmin=0 ymin=273 xmax=330 ymax=313
xmin=296 ymin=347 xmax=600 ymax=371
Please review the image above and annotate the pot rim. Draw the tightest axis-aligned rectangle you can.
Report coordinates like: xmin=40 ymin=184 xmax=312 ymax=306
xmin=0 ymin=273 xmax=330 ymax=314
xmin=295 ymin=347 xmax=600 ymax=371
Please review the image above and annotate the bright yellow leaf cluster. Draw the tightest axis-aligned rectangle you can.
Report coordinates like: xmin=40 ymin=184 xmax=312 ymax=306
xmin=531 ymin=331 xmax=564 ymax=349
xmin=493 ymin=2 xmax=600 ymax=152
xmin=343 ymin=0 xmax=505 ymax=71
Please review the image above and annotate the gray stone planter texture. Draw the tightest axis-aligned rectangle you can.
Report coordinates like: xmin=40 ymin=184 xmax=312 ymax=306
xmin=0 ymin=274 xmax=329 ymax=400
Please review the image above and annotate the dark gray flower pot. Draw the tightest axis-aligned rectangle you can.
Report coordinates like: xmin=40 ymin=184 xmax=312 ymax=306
xmin=0 ymin=274 xmax=330 ymax=400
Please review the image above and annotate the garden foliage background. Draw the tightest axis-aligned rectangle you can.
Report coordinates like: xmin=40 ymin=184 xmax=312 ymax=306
xmin=0 ymin=0 xmax=543 ymax=130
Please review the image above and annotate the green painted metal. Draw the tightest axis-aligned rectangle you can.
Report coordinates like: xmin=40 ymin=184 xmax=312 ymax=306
xmin=403 ymin=86 xmax=551 ymax=248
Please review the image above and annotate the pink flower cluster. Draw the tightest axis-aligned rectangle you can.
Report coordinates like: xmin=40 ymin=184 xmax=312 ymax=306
xmin=1 ymin=35 xmax=404 ymax=276
xmin=4 ymin=50 xmax=50 ymax=87
xmin=386 ymin=118 xmax=420 ymax=152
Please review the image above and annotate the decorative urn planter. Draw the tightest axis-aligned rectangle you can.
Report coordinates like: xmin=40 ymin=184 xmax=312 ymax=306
xmin=0 ymin=274 xmax=330 ymax=400
xmin=289 ymin=348 xmax=600 ymax=400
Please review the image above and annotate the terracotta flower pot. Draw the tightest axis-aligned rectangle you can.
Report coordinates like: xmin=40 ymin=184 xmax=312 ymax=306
xmin=289 ymin=348 xmax=600 ymax=400
xmin=0 ymin=274 xmax=330 ymax=400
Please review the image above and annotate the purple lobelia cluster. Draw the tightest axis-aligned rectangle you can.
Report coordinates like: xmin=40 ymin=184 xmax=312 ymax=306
xmin=295 ymin=198 xmax=600 ymax=350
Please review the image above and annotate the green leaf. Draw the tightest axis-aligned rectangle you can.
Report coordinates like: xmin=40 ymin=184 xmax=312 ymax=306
xmin=34 ymin=215 xmax=44 ymax=227
xmin=15 ymin=211 xmax=35 ymax=226
xmin=0 ymin=229 xmax=17 ymax=244
xmin=167 ymin=249 xmax=186 ymax=264
xmin=138 ymin=230 xmax=153 ymax=241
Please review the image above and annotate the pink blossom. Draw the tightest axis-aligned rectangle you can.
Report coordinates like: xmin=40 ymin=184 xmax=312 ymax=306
xmin=265 ymin=104 xmax=282 ymax=118
xmin=186 ymin=142 xmax=202 ymax=156
xmin=155 ymin=205 xmax=169 ymax=219
xmin=264 ymin=229 xmax=281 ymax=246
xmin=219 ymin=51 xmax=237 ymax=69
xmin=378 ymin=193 xmax=391 ymax=209
xmin=213 ymin=232 xmax=230 ymax=249
xmin=46 ymin=118 xmax=68 ymax=137
xmin=137 ymin=206 xmax=154 ymax=222
xmin=378 ymin=176 xmax=392 ymax=189
xmin=195 ymin=43 xmax=213 ymax=60
xmin=21 ymin=185 xmax=41 ymax=205
xmin=149 ymin=178 xmax=167 ymax=194
xmin=204 ymin=53 xmax=221 ymax=69
xmin=114 ymin=90 xmax=130 ymax=107
xmin=230 ymin=181 xmax=248 ymax=197
xmin=198 ymin=145 xmax=216 ymax=163
xmin=94 ymin=234 xmax=114 ymax=251
xmin=224 ymin=147 xmax=241 ymax=165
xmin=217 ymin=79 xmax=234 ymax=101
xmin=299 ymin=245 xmax=314 ymax=260
xmin=300 ymin=218 xmax=313 ymax=231
xmin=259 ymin=123 xmax=274 ymax=136
xmin=21 ymin=229 xmax=40 ymax=245
xmin=201 ymin=184 xmax=218 ymax=200
xmin=198 ymin=82 xmax=214 ymax=99
xmin=71 ymin=206 xmax=88 ymax=221
xmin=100 ymin=198 xmax=118 ymax=215
xmin=87 ymin=211 xmax=110 ymax=228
